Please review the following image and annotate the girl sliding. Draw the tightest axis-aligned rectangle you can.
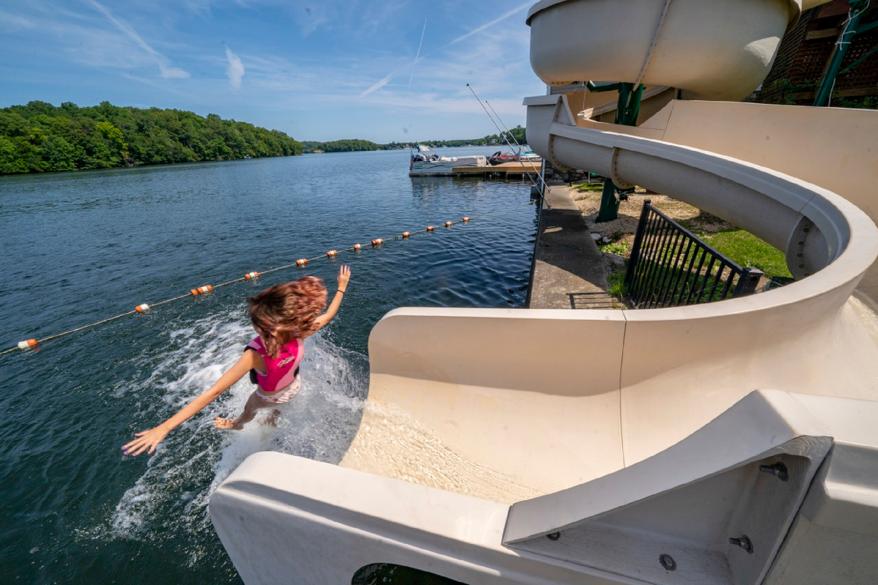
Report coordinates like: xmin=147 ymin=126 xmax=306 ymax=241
xmin=123 ymin=265 xmax=351 ymax=456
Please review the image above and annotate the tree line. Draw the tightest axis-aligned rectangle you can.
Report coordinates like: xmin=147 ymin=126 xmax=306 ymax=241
xmin=302 ymin=126 xmax=527 ymax=153
xmin=0 ymin=101 xmax=302 ymax=175
xmin=300 ymin=139 xmax=384 ymax=153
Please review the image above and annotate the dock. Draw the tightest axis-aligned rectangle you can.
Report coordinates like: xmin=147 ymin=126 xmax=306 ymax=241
xmin=410 ymin=161 xmax=542 ymax=178
xmin=451 ymin=161 xmax=541 ymax=177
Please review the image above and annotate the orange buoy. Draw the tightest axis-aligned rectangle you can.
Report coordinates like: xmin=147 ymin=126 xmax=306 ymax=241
xmin=17 ymin=338 xmax=39 ymax=351
xmin=191 ymin=284 xmax=214 ymax=296
xmin=135 ymin=304 xmax=150 ymax=314
xmin=426 ymin=225 xmax=435 ymax=232
xmin=402 ymin=231 xmax=411 ymax=239
xmin=296 ymin=258 xmax=308 ymax=268
xmin=444 ymin=221 xmax=453 ymax=228
xmin=326 ymin=249 xmax=338 ymax=258
xmin=244 ymin=271 xmax=260 ymax=281
xmin=371 ymin=238 xmax=384 ymax=247
xmin=462 ymin=216 xmax=470 ymax=223
xmin=353 ymin=243 xmax=362 ymax=251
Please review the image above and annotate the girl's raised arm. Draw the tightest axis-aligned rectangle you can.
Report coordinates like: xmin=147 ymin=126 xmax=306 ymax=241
xmin=313 ymin=265 xmax=350 ymax=330
xmin=123 ymin=350 xmax=256 ymax=456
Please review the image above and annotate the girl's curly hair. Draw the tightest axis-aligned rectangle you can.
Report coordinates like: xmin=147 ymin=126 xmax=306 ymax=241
xmin=248 ymin=276 xmax=327 ymax=357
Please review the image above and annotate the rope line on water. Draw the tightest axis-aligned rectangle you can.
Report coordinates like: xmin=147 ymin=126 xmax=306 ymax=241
xmin=0 ymin=216 xmax=472 ymax=357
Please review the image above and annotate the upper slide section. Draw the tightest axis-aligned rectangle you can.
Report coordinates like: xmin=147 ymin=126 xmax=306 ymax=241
xmin=527 ymin=0 xmax=830 ymax=100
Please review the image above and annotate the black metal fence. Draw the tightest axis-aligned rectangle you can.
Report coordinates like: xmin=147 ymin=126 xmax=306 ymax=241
xmin=624 ymin=200 xmax=763 ymax=309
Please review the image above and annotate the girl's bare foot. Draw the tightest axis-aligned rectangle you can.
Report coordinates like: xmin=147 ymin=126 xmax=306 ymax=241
xmin=265 ymin=409 xmax=281 ymax=427
xmin=215 ymin=417 xmax=243 ymax=430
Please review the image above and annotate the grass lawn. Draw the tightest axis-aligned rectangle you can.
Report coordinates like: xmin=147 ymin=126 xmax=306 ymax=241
xmin=699 ymin=229 xmax=792 ymax=279
xmin=607 ymin=270 xmax=626 ymax=298
xmin=574 ymin=181 xmax=604 ymax=192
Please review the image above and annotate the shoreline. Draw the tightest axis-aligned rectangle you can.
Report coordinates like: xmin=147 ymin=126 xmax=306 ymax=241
xmin=0 ymin=153 xmax=301 ymax=179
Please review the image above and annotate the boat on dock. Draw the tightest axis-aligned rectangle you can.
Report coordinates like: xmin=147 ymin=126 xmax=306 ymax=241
xmin=408 ymin=145 xmax=487 ymax=177
xmin=409 ymin=145 xmax=541 ymax=178
xmin=488 ymin=148 xmax=541 ymax=166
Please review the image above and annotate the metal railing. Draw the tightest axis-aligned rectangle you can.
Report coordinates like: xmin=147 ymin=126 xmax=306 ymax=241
xmin=624 ymin=200 xmax=763 ymax=309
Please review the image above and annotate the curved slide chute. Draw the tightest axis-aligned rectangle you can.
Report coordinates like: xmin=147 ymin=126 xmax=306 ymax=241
xmin=210 ymin=2 xmax=878 ymax=584
xmin=528 ymin=0 xmax=829 ymax=100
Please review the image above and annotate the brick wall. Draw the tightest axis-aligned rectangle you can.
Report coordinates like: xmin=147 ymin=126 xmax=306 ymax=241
xmin=751 ymin=0 xmax=877 ymax=106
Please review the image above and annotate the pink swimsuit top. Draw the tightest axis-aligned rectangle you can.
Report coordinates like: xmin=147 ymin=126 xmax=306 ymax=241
xmin=244 ymin=336 xmax=304 ymax=393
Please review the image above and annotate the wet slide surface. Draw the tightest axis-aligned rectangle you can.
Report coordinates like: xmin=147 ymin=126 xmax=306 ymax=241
xmin=0 ymin=149 xmax=537 ymax=584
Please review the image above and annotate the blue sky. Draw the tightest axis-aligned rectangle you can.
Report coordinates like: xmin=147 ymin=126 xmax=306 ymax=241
xmin=0 ymin=1 xmax=545 ymax=142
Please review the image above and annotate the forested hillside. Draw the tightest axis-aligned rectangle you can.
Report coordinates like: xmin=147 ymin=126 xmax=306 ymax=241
xmin=300 ymin=139 xmax=383 ymax=153
xmin=0 ymin=101 xmax=302 ymax=174
xmin=301 ymin=126 xmax=527 ymax=153
xmin=423 ymin=125 xmax=526 ymax=148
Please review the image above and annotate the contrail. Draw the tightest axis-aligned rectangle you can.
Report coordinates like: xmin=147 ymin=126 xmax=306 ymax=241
xmin=449 ymin=1 xmax=531 ymax=45
xmin=359 ymin=73 xmax=393 ymax=97
xmin=361 ymin=3 xmax=529 ymax=97
xmin=85 ymin=0 xmax=189 ymax=79
xmin=408 ymin=17 xmax=427 ymax=90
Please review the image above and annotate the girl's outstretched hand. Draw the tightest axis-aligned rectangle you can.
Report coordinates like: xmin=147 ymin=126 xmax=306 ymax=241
xmin=337 ymin=264 xmax=351 ymax=290
xmin=123 ymin=426 xmax=169 ymax=456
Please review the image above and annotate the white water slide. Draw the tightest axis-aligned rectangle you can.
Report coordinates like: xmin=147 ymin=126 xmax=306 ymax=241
xmin=211 ymin=2 xmax=878 ymax=583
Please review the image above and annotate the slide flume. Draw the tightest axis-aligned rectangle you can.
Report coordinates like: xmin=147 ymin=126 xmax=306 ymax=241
xmin=210 ymin=2 xmax=878 ymax=584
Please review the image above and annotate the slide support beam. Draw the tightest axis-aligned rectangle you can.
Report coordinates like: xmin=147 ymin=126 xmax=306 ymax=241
xmin=597 ymin=82 xmax=644 ymax=222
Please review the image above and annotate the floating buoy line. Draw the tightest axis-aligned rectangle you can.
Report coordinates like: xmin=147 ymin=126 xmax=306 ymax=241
xmin=1 ymin=216 xmax=472 ymax=357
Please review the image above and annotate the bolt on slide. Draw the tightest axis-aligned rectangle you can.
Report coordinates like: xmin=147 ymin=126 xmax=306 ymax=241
xmin=210 ymin=2 xmax=878 ymax=584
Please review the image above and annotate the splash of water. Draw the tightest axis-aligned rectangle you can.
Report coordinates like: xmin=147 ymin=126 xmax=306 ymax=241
xmin=94 ymin=312 xmax=368 ymax=564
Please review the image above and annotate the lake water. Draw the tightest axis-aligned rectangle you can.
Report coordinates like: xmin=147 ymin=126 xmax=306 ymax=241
xmin=0 ymin=149 xmax=538 ymax=584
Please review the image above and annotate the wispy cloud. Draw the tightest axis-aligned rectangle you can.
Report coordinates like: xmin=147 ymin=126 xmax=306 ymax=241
xmin=359 ymin=73 xmax=393 ymax=97
xmin=360 ymin=2 xmax=530 ymax=98
xmin=1 ymin=0 xmax=542 ymax=141
xmin=449 ymin=1 xmax=531 ymax=45
xmin=345 ymin=28 xmax=535 ymax=121
xmin=225 ymin=47 xmax=245 ymax=89
xmin=294 ymin=4 xmax=331 ymax=37
xmin=0 ymin=10 xmax=35 ymax=31
xmin=85 ymin=0 xmax=190 ymax=79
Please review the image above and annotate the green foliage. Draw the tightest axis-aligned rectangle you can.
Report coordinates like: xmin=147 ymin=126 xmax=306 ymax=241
xmin=575 ymin=181 xmax=604 ymax=192
xmin=599 ymin=240 xmax=629 ymax=256
xmin=300 ymin=126 xmax=528 ymax=153
xmin=607 ymin=270 xmax=626 ymax=299
xmin=833 ymin=95 xmax=878 ymax=109
xmin=301 ymin=139 xmax=383 ymax=153
xmin=601 ymin=237 xmax=629 ymax=300
xmin=421 ymin=125 xmax=526 ymax=148
xmin=0 ymin=100 xmax=302 ymax=174
xmin=700 ymin=229 xmax=792 ymax=279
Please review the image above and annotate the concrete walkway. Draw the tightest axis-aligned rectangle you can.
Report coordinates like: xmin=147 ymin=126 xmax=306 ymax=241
xmin=529 ymin=186 xmax=617 ymax=309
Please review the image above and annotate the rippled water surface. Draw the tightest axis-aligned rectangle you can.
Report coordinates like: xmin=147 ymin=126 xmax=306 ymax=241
xmin=0 ymin=149 xmax=537 ymax=584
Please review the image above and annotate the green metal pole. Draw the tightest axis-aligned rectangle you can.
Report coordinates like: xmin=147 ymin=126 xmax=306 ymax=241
xmin=814 ymin=0 xmax=869 ymax=106
xmin=597 ymin=82 xmax=644 ymax=222
xmin=596 ymin=177 xmax=621 ymax=222
xmin=625 ymin=84 xmax=645 ymax=125
xmin=614 ymin=83 xmax=631 ymax=125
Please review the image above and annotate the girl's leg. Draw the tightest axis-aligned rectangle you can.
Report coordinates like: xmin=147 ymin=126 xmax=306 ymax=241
xmin=215 ymin=392 xmax=271 ymax=430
